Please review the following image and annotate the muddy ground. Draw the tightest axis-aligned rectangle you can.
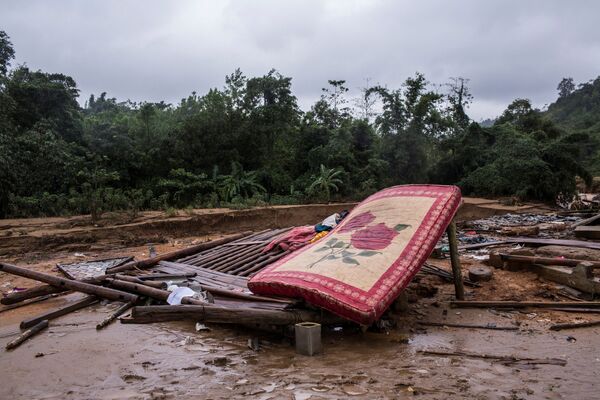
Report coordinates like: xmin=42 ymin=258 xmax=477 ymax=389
xmin=1 ymin=201 xmax=597 ymax=400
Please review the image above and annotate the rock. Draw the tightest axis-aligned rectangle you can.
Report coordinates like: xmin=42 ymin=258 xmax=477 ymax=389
xmin=468 ymin=266 xmax=493 ymax=282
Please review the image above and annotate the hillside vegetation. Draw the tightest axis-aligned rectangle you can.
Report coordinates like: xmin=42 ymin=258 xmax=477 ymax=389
xmin=0 ymin=31 xmax=594 ymax=219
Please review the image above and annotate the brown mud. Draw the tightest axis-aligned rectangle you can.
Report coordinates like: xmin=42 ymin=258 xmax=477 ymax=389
xmin=2 ymin=199 xmax=594 ymax=399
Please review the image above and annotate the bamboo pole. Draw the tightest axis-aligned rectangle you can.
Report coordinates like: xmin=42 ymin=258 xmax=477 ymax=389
xmin=446 ymin=221 xmax=465 ymax=300
xmin=0 ymin=263 xmax=138 ymax=303
xmin=107 ymin=231 xmax=253 ymax=273
xmin=6 ymin=320 xmax=49 ymax=350
xmin=240 ymin=250 xmax=290 ymax=277
xmin=20 ymin=295 xmax=98 ymax=329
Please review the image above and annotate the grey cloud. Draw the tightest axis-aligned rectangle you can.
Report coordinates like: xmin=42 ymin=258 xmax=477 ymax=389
xmin=1 ymin=0 xmax=599 ymax=119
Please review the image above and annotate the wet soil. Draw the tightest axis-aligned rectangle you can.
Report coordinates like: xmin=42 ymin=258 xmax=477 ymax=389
xmin=2 ymin=280 xmax=598 ymax=399
xmin=1 ymin=200 xmax=596 ymax=399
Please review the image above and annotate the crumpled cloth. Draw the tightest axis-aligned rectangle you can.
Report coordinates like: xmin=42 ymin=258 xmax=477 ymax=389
xmin=263 ymin=226 xmax=316 ymax=252
xmin=167 ymin=286 xmax=197 ymax=305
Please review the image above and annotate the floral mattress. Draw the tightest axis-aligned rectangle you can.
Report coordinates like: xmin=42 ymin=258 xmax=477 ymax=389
xmin=248 ymin=185 xmax=462 ymax=324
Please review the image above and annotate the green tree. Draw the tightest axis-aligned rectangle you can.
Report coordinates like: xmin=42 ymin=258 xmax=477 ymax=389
xmin=307 ymin=164 xmax=343 ymax=202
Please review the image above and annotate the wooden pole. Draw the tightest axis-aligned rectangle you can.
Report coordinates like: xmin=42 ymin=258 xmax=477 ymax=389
xmin=20 ymin=295 xmax=98 ymax=329
xmin=96 ymin=302 xmax=135 ymax=330
xmin=1 ymin=285 xmax=65 ymax=305
xmin=114 ymin=274 xmax=166 ymax=289
xmin=137 ymin=273 xmax=197 ymax=280
xmin=0 ymin=263 xmax=138 ymax=303
xmin=6 ymin=320 xmax=49 ymax=350
xmin=106 ymin=232 xmax=253 ymax=273
xmin=446 ymin=221 xmax=465 ymax=300
xmin=103 ymin=278 xmax=207 ymax=305
xmin=127 ymin=305 xmax=343 ymax=325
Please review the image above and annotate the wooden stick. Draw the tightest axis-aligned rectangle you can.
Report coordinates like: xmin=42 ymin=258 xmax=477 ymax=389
xmin=0 ymin=263 xmax=138 ymax=303
xmin=446 ymin=221 xmax=465 ymax=300
xmin=96 ymin=302 xmax=135 ymax=330
xmin=20 ymin=295 xmax=98 ymax=329
xmin=6 ymin=320 xmax=49 ymax=350
xmin=549 ymin=320 xmax=600 ymax=331
xmin=417 ymin=321 xmax=519 ymax=331
xmin=417 ymin=350 xmax=566 ymax=366
xmin=450 ymin=300 xmax=600 ymax=309
xmin=107 ymin=232 xmax=253 ymax=273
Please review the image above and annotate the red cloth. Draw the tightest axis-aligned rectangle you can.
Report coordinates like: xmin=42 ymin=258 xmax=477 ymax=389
xmin=263 ymin=226 xmax=315 ymax=252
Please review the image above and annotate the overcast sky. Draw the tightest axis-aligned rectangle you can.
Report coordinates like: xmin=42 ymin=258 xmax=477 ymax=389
xmin=2 ymin=0 xmax=599 ymax=120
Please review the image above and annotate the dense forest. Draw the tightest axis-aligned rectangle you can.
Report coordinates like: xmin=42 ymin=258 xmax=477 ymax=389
xmin=0 ymin=31 xmax=596 ymax=219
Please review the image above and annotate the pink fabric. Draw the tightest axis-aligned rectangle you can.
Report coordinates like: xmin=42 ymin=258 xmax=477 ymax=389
xmin=263 ymin=226 xmax=316 ymax=252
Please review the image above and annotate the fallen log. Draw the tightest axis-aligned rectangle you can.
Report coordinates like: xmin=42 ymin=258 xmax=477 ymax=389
xmin=126 ymin=305 xmax=342 ymax=325
xmin=450 ymin=300 xmax=600 ymax=309
xmin=107 ymin=232 xmax=253 ymax=273
xmin=20 ymin=295 xmax=98 ymax=329
xmin=96 ymin=301 xmax=135 ymax=330
xmin=0 ymin=263 xmax=138 ymax=303
xmin=417 ymin=349 xmax=566 ymax=366
xmin=6 ymin=320 xmax=49 ymax=350
xmin=549 ymin=320 xmax=600 ymax=331
xmin=417 ymin=321 xmax=519 ymax=331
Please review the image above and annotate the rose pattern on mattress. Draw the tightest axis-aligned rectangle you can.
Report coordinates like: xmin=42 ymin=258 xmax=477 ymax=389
xmin=308 ymin=221 xmax=411 ymax=267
